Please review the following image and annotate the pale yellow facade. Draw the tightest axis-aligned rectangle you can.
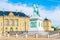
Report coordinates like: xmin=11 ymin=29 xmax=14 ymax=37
xmin=0 ymin=12 xmax=30 ymax=35
xmin=43 ymin=19 xmax=51 ymax=32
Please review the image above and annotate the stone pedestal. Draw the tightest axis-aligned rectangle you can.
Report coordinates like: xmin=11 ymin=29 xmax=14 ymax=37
xmin=29 ymin=16 xmax=44 ymax=32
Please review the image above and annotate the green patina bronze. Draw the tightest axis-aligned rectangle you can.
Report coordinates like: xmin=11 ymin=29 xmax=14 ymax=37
xmin=33 ymin=4 xmax=40 ymax=17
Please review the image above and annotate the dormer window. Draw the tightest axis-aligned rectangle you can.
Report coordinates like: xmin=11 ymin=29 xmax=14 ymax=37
xmin=9 ymin=12 xmax=14 ymax=16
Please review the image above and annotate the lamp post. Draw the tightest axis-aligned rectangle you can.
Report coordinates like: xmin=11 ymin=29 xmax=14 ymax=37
xmin=25 ymin=17 xmax=27 ymax=33
xmin=3 ymin=14 xmax=4 ymax=36
xmin=3 ymin=8 xmax=4 ymax=36
xmin=25 ymin=21 xmax=26 ymax=32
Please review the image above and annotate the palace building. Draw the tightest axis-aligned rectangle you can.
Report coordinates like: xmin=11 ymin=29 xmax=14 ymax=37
xmin=0 ymin=11 xmax=30 ymax=35
xmin=43 ymin=18 xmax=51 ymax=32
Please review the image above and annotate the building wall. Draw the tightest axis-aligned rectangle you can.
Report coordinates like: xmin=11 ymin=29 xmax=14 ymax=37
xmin=0 ymin=16 xmax=3 ymax=35
xmin=0 ymin=12 xmax=30 ymax=35
xmin=43 ymin=20 xmax=51 ymax=32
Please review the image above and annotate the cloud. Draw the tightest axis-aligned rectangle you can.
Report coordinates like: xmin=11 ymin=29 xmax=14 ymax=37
xmin=0 ymin=0 xmax=60 ymax=27
xmin=0 ymin=0 xmax=34 ymax=16
xmin=39 ymin=6 xmax=60 ymax=27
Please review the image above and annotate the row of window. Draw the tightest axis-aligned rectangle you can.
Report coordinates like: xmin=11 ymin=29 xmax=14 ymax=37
xmin=5 ymin=27 xmax=24 ymax=32
xmin=0 ymin=27 xmax=26 ymax=32
xmin=0 ymin=21 xmax=27 ymax=26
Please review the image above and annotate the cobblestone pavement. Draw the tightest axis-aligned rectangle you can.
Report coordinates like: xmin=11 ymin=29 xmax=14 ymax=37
xmin=0 ymin=36 xmax=60 ymax=40
xmin=51 ymin=35 xmax=60 ymax=39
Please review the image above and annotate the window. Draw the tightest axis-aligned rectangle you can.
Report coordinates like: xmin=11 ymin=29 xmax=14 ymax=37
xmin=20 ymin=23 xmax=21 ymax=26
xmin=10 ymin=27 xmax=13 ymax=31
xmin=6 ymin=27 xmax=8 ymax=32
xmin=10 ymin=20 xmax=13 ymax=26
xmin=0 ymin=23 xmax=2 ymax=26
xmin=15 ymin=20 xmax=18 ymax=26
xmin=5 ymin=22 xmax=8 ymax=26
xmin=5 ymin=20 xmax=8 ymax=26
xmin=30 ymin=21 xmax=37 ymax=28
xmin=16 ymin=27 xmax=18 ymax=31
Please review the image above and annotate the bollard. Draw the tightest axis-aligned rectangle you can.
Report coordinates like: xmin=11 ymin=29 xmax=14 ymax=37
xmin=25 ymin=34 xmax=27 ymax=38
xmin=48 ymin=34 xmax=49 ymax=38
xmin=16 ymin=34 xmax=18 ymax=38
xmin=7 ymin=34 xmax=10 ymax=37
xmin=36 ymin=34 xmax=38 ymax=38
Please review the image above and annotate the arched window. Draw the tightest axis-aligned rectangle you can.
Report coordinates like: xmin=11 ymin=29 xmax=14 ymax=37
xmin=15 ymin=20 xmax=18 ymax=26
xmin=16 ymin=27 xmax=18 ymax=31
xmin=10 ymin=27 xmax=13 ymax=31
xmin=6 ymin=27 xmax=8 ymax=32
xmin=5 ymin=19 xmax=9 ymax=26
xmin=10 ymin=20 xmax=13 ymax=26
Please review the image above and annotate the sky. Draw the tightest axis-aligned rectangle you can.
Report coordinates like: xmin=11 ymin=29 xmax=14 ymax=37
xmin=0 ymin=0 xmax=60 ymax=28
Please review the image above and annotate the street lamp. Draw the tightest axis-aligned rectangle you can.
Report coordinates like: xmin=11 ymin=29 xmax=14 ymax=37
xmin=3 ymin=8 xmax=4 ymax=36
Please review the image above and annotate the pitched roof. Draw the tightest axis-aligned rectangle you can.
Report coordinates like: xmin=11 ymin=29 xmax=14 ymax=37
xmin=0 ymin=11 xmax=29 ymax=17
